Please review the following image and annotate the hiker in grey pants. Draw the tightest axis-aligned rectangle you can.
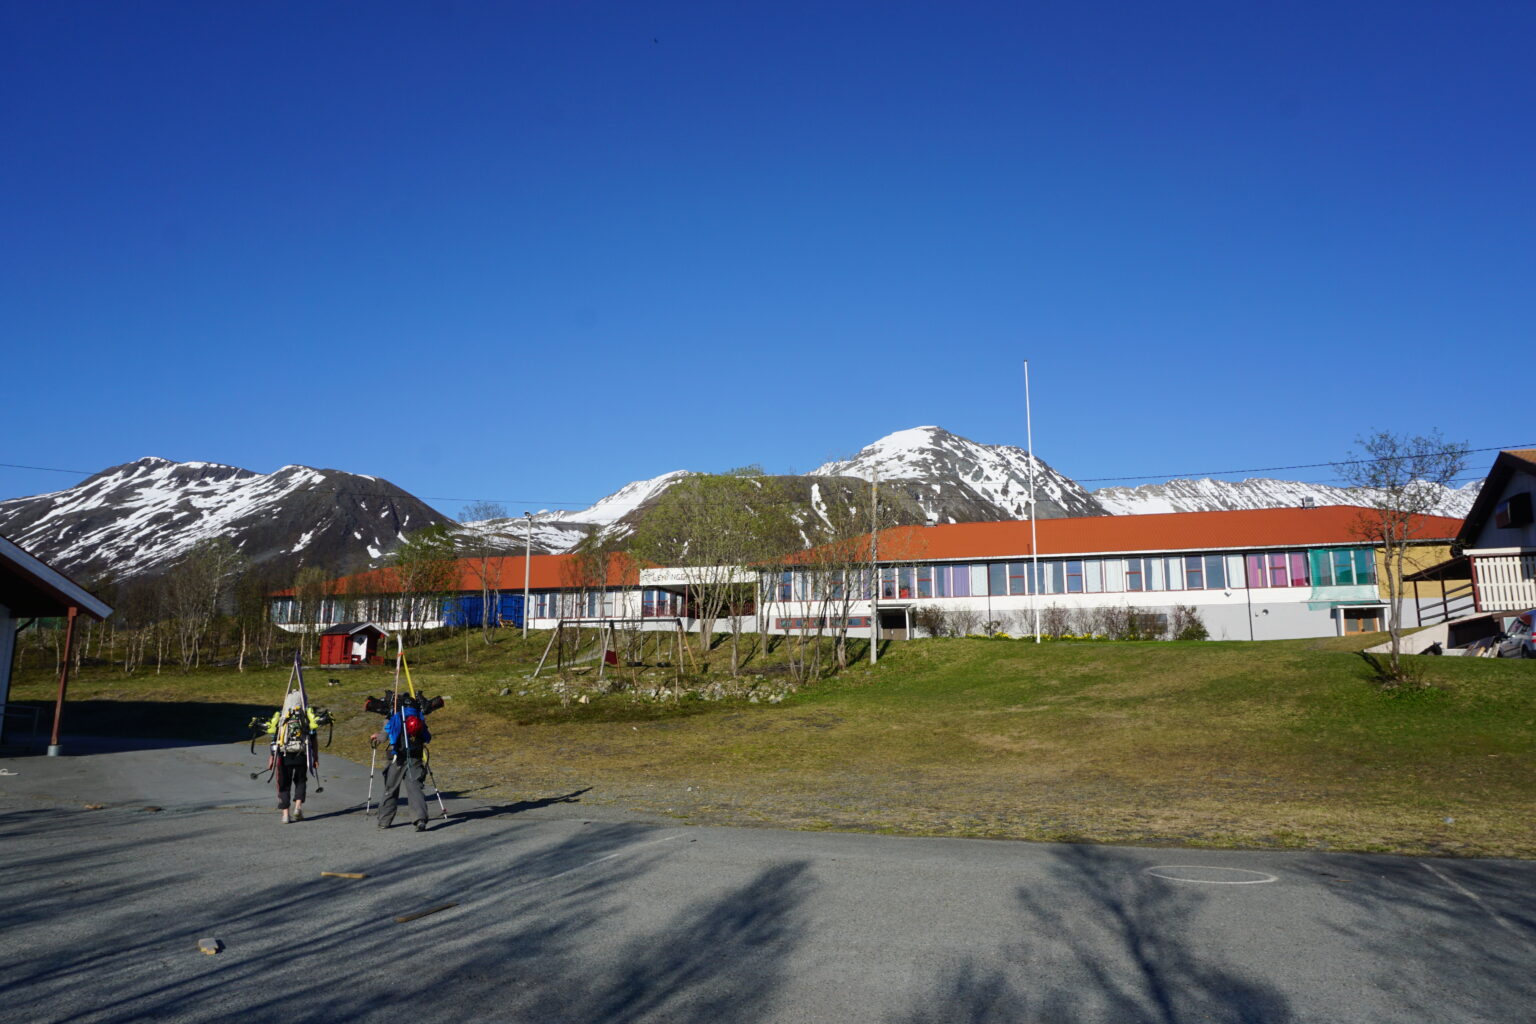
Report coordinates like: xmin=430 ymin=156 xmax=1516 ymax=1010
xmin=375 ymin=753 xmax=429 ymax=831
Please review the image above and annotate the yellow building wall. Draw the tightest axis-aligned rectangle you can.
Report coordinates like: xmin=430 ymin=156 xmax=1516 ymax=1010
xmin=1375 ymin=544 xmax=1466 ymax=599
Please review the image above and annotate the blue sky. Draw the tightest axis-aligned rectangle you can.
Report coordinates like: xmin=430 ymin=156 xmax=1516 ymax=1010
xmin=4 ymin=1 xmax=1532 ymax=516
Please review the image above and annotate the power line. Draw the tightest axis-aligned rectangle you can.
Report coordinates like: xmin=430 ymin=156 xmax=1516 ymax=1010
xmin=3 ymin=441 xmax=1528 ymax=507
xmin=1075 ymin=443 xmax=1532 ymax=484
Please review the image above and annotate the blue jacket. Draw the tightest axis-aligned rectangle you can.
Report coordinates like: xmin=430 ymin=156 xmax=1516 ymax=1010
xmin=383 ymin=703 xmax=432 ymax=756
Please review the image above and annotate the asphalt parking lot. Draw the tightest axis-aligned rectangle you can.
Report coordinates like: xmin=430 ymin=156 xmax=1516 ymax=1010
xmin=2 ymin=737 xmax=1532 ymax=1023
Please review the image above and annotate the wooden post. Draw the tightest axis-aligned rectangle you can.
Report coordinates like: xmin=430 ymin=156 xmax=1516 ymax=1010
xmin=532 ymin=623 xmax=560 ymax=679
xmin=47 ymin=606 xmax=79 ymax=756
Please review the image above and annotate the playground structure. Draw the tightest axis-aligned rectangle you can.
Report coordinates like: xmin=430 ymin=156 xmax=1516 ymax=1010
xmin=532 ymin=617 xmax=697 ymax=682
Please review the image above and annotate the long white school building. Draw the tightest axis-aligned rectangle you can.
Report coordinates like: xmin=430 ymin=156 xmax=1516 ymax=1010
xmin=271 ymin=505 xmax=1466 ymax=643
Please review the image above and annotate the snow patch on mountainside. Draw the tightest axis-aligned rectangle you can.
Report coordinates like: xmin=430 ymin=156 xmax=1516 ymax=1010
xmin=812 ymin=425 xmax=1107 ymax=520
xmin=1093 ymin=476 xmax=1480 ymax=518
xmin=0 ymin=456 xmax=447 ymax=581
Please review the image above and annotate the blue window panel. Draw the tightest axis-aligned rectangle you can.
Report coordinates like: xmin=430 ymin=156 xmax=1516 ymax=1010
xmin=950 ymin=564 xmax=969 ymax=598
xmin=1066 ymin=560 xmax=1084 ymax=594
xmin=1125 ymin=558 xmax=1143 ymax=592
xmin=1008 ymin=562 xmax=1028 ymax=595
xmin=1204 ymin=555 xmax=1226 ymax=590
xmin=1185 ymin=556 xmax=1203 ymax=590
xmin=988 ymin=563 xmax=1007 ymax=596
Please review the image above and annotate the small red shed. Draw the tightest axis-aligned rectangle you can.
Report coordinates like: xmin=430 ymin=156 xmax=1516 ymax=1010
xmin=318 ymin=623 xmax=388 ymax=668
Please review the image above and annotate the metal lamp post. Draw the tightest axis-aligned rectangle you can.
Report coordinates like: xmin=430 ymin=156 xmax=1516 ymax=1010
xmin=522 ymin=512 xmax=533 ymax=639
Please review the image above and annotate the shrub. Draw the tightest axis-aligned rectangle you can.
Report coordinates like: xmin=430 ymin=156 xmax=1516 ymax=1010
xmin=1170 ymin=605 xmax=1208 ymax=641
xmin=1041 ymin=604 xmax=1070 ymax=639
xmin=911 ymin=605 xmax=950 ymax=638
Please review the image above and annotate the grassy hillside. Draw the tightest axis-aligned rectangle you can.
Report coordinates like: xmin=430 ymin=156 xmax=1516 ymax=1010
xmin=11 ymin=631 xmax=1535 ymax=858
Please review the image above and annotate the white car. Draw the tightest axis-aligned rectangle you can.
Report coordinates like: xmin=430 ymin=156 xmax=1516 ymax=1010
xmin=1496 ymin=610 xmax=1536 ymax=658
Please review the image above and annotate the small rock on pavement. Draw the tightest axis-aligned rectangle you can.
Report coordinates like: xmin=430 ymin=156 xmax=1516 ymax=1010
xmin=198 ymin=938 xmax=223 ymax=955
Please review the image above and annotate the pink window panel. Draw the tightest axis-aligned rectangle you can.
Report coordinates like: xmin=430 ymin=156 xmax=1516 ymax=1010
xmin=1246 ymin=555 xmax=1266 ymax=588
xmin=1289 ymin=553 xmax=1309 ymax=587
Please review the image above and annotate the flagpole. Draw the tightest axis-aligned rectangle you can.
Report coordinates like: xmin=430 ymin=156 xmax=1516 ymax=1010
xmin=1025 ymin=361 xmax=1041 ymax=644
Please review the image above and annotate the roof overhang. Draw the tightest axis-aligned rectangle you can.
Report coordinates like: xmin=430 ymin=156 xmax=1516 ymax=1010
xmin=0 ymin=535 xmax=113 ymax=621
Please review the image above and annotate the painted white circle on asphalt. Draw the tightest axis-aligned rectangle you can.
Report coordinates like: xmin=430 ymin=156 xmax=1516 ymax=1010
xmin=1145 ymin=865 xmax=1279 ymax=885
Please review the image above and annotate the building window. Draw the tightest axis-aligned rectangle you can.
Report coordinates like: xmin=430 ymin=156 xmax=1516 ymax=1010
xmin=1185 ymin=556 xmax=1203 ymax=590
xmin=1204 ymin=555 xmax=1226 ymax=590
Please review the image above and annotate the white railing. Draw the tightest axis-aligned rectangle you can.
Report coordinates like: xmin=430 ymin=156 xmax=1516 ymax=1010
xmin=1474 ymin=554 xmax=1536 ymax=612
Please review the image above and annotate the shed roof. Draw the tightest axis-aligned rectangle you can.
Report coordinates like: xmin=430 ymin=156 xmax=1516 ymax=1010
xmin=0 ymin=534 xmax=113 ymax=620
xmin=319 ymin=622 xmax=388 ymax=636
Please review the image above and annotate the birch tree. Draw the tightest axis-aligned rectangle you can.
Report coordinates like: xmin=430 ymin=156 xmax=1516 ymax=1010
xmin=1335 ymin=430 xmax=1467 ymax=682
xmin=459 ymin=500 xmax=514 ymax=644
xmin=629 ymin=468 xmax=799 ymax=667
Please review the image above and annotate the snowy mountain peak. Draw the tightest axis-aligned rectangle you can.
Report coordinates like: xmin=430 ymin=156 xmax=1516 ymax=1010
xmin=0 ymin=457 xmax=448 ymax=584
xmin=812 ymin=426 xmax=1107 ymax=520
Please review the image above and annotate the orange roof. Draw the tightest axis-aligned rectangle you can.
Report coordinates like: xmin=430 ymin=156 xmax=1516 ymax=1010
xmin=863 ymin=505 xmax=1464 ymax=563
xmin=271 ymin=551 xmax=641 ymax=597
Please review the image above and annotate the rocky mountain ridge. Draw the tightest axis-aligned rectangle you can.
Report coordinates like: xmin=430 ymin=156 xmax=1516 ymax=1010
xmin=2 ymin=429 xmax=1478 ymax=587
xmin=0 ymin=457 xmax=449 ymax=585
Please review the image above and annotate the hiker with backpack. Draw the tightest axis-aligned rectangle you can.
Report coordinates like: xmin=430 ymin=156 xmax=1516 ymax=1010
xmin=264 ymin=690 xmax=322 ymax=824
xmin=370 ymin=691 xmax=439 ymax=832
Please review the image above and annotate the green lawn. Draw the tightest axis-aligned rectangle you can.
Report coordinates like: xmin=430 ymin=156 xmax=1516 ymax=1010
xmin=11 ymin=630 xmax=1535 ymax=858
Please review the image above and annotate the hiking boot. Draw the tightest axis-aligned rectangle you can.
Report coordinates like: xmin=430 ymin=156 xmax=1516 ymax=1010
xmin=414 ymin=820 xmax=428 ymax=832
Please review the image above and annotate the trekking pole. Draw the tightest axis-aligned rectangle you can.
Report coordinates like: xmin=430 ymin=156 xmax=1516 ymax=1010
xmin=365 ymin=742 xmax=377 ymax=815
xmin=423 ymin=749 xmax=449 ymax=819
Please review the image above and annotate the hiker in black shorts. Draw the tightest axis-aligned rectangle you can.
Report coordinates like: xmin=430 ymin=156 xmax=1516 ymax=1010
xmin=264 ymin=691 xmax=321 ymax=824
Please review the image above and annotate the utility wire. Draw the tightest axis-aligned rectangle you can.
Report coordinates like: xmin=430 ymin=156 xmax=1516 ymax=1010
xmin=3 ymin=441 xmax=1529 ymax=508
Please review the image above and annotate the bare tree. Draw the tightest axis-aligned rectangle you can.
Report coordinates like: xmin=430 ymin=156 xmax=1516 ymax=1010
xmin=1335 ymin=430 xmax=1468 ymax=682
xmin=292 ymin=566 xmax=331 ymax=661
xmin=459 ymin=500 xmax=514 ymax=644
xmin=393 ymin=525 xmax=460 ymax=645
xmin=630 ymin=469 xmax=799 ymax=667
xmin=166 ymin=539 xmax=244 ymax=669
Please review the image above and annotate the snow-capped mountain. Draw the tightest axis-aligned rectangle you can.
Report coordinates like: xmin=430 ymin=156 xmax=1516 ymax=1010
xmin=457 ymin=471 xmax=698 ymax=553
xmin=811 ymin=426 xmax=1108 ymax=521
xmin=0 ymin=457 xmax=450 ymax=584
xmin=1093 ymin=476 xmax=1480 ymax=518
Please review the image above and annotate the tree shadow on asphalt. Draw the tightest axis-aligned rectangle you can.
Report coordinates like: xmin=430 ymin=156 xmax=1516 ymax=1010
xmin=1292 ymin=852 xmax=1536 ymax=1020
xmin=434 ymin=787 xmax=594 ymax=824
xmin=894 ymin=845 xmax=1294 ymax=1024
xmin=0 ymin=806 xmax=816 ymax=1024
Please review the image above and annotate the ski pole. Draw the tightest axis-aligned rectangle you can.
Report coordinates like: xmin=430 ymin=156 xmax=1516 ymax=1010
xmin=422 ymin=752 xmax=449 ymax=819
xmin=365 ymin=743 xmax=377 ymax=815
